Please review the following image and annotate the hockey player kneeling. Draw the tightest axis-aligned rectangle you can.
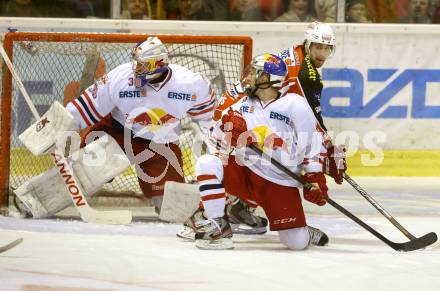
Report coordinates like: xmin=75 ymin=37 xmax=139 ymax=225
xmin=15 ymin=102 xmax=131 ymax=218
xmin=193 ymin=54 xmax=329 ymax=250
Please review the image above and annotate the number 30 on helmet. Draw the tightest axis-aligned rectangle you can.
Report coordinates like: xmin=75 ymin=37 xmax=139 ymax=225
xmin=131 ymin=36 xmax=169 ymax=87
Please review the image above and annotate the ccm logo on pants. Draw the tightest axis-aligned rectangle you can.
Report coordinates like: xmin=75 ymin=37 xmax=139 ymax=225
xmin=273 ymin=217 xmax=297 ymax=225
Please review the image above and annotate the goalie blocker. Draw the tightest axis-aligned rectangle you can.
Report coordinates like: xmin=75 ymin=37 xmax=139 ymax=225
xmin=19 ymin=101 xmax=80 ymax=156
xmin=14 ymin=133 xmax=131 ymax=218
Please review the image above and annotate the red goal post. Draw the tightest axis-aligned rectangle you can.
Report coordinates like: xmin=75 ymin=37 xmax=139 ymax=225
xmin=0 ymin=32 xmax=252 ymax=207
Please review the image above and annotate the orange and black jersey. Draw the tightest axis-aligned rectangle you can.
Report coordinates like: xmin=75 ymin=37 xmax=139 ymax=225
xmin=280 ymin=45 xmax=326 ymax=131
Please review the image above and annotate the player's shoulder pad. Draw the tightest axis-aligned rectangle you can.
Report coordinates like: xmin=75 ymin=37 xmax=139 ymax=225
xmin=169 ymin=64 xmax=210 ymax=88
xmin=230 ymin=95 xmax=249 ymax=110
xmin=282 ymin=92 xmax=311 ymax=111
xmin=168 ymin=63 xmax=193 ymax=75
xmin=107 ymin=62 xmax=132 ymax=81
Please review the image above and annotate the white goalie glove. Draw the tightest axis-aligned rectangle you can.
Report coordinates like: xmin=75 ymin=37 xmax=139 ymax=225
xmin=14 ymin=134 xmax=131 ymax=218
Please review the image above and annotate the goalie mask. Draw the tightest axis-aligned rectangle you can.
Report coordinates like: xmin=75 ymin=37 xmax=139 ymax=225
xmin=304 ymin=21 xmax=336 ymax=57
xmin=241 ymin=53 xmax=288 ymax=99
xmin=132 ymin=36 xmax=169 ymax=87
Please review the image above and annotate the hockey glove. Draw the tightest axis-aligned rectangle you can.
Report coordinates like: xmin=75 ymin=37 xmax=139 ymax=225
xmin=323 ymin=145 xmax=347 ymax=184
xmin=220 ymin=109 xmax=252 ymax=148
xmin=214 ymin=81 xmax=246 ymax=121
xmin=303 ymin=172 xmax=328 ymax=206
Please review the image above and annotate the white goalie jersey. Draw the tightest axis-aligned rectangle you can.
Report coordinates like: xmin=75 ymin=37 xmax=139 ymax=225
xmin=211 ymin=93 xmax=327 ymax=188
xmin=66 ymin=63 xmax=215 ymax=143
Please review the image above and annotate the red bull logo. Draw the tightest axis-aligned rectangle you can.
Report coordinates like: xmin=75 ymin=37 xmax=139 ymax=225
xmin=265 ymin=132 xmax=289 ymax=151
xmin=154 ymin=59 xmax=165 ymax=68
xmin=250 ymin=126 xmax=288 ymax=152
xmin=130 ymin=108 xmax=177 ymax=131
xmin=265 ymin=54 xmax=280 ymax=66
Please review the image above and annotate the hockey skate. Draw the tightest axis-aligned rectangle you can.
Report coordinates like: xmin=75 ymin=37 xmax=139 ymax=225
xmin=308 ymin=226 xmax=329 ymax=246
xmin=195 ymin=216 xmax=234 ymax=250
xmin=227 ymin=199 xmax=268 ymax=235
xmin=177 ymin=199 xmax=268 ymax=240
xmin=176 ymin=207 xmax=206 ymax=241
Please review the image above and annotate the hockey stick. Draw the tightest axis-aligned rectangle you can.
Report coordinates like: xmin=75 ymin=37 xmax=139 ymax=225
xmin=248 ymin=145 xmax=437 ymax=251
xmin=78 ymin=45 xmax=100 ymax=93
xmin=0 ymin=45 xmax=132 ymax=225
xmin=343 ymin=173 xmax=417 ymax=240
xmin=324 ymin=141 xmax=421 ymax=240
xmin=0 ymin=238 xmax=23 ymax=254
xmin=320 ymin=131 xmax=421 ymax=240
xmin=309 ymin=86 xmax=423 ymax=241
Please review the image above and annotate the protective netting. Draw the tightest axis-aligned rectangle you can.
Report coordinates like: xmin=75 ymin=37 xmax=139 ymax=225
xmin=0 ymin=33 xmax=251 ymax=207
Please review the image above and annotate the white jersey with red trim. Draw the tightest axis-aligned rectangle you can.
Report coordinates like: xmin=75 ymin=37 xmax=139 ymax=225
xmin=210 ymin=92 xmax=326 ymax=188
xmin=66 ymin=63 xmax=214 ymax=143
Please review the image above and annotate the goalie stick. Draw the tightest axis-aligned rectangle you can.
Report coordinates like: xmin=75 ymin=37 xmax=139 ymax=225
xmin=0 ymin=44 xmax=132 ymax=225
xmin=0 ymin=238 xmax=23 ymax=254
xmin=249 ymin=145 xmax=437 ymax=252
xmin=78 ymin=45 xmax=100 ymax=94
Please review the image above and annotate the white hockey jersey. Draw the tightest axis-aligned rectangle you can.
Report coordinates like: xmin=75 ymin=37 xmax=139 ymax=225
xmin=66 ymin=63 xmax=215 ymax=143
xmin=211 ymin=93 xmax=326 ymax=188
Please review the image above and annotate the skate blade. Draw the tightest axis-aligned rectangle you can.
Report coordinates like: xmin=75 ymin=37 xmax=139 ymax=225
xmin=231 ymin=224 xmax=267 ymax=235
xmin=176 ymin=226 xmax=195 ymax=241
xmin=195 ymin=238 xmax=234 ymax=250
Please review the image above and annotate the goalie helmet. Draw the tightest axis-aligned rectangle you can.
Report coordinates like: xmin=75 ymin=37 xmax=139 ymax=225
xmin=132 ymin=36 xmax=169 ymax=87
xmin=241 ymin=53 xmax=288 ymax=98
xmin=304 ymin=21 xmax=336 ymax=56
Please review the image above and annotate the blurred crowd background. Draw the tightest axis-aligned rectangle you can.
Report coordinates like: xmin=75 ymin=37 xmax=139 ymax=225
xmin=0 ymin=0 xmax=439 ymax=24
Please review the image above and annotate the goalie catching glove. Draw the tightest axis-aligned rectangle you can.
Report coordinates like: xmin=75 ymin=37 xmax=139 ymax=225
xmin=323 ymin=145 xmax=346 ymax=184
xmin=303 ymin=172 xmax=328 ymax=206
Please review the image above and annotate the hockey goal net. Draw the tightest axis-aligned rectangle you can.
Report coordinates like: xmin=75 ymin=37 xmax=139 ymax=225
xmin=0 ymin=32 xmax=252 ymax=209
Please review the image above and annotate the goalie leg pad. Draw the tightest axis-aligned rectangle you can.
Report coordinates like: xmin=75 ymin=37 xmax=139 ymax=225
xmin=160 ymin=154 xmax=225 ymax=222
xmin=14 ymin=134 xmax=131 ymax=218
xmin=18 ymin=101 xmax=80 ymax=156
xmin=14 ymin=166 xmax=71 ymax=218
xmin=160 ymin=182 xmax=200 ymax=223
xmin=71 ymin=134 xmax=131 ymax=194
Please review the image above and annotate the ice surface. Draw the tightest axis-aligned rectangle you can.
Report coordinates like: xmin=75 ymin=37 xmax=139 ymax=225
xmin=1 ymin=177 xmax=439 ymax=291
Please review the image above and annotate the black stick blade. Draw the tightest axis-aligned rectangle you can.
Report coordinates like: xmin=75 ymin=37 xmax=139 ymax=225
xmin=0 ymin=238 xmax=23 ymax=254
xmin=391 ymin=232 xmax=438 ymax=252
